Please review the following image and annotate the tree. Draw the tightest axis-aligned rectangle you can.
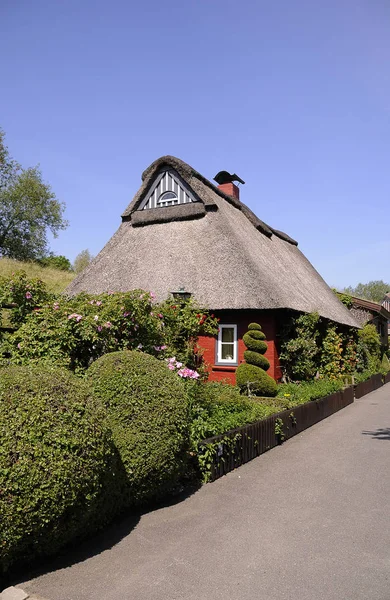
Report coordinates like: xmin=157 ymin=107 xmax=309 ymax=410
xmin=39 ymin=253 xmax=72 ymax=271
xmin=343 ymin=281 xmax=390 ymax=304
xmin=73 ymin=249 xmax=93 ymax=274
xmin=0 ymin=129 xmax=68 ymax=261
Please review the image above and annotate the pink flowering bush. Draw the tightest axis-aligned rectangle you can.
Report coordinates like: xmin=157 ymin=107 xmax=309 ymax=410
xmin=0 ymin=271 xmax=53 ymax=327
xmin=5 ymin=285 xmax=219 ymax=375
xmin=9 ymin=290 xmax=165 ymax=372
xmin=166 ymin=357 xmax=200 ymax=379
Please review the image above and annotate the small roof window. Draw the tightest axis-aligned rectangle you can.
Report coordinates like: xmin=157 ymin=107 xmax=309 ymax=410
xmin=157 ymin=191 xmax=178 ymax=207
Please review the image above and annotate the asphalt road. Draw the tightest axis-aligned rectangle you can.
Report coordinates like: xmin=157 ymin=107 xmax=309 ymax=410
xmin=17 ymin=385 xmax=390 ymax=600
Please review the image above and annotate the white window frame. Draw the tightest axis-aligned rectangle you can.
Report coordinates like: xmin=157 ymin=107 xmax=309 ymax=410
xmin=157 ymin=191 xmax=179 ymax=207
xmin=217 ymin=324 xmax=238 ymax=364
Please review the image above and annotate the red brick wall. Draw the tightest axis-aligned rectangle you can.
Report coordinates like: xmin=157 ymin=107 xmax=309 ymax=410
xmin=198 ymin=310 xmax=282 ymax=385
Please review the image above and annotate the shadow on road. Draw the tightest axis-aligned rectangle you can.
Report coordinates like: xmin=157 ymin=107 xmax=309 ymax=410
xmin=9 ymin=482 xmax=201 ymax=590
xmin=361 ymin=427 xmax=390 ymax=441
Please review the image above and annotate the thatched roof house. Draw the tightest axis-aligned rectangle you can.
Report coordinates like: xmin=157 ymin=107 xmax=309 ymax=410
xmin=68 ymin=156 xmax=358 ymax=382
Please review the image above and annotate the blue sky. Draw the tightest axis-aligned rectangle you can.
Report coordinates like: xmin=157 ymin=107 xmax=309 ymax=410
xmin=1 ymin=0 xmax=389 ymax=288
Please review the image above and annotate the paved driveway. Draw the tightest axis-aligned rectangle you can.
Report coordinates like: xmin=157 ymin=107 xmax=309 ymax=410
xmin=16 ymin=385 xmax=390 ymax=600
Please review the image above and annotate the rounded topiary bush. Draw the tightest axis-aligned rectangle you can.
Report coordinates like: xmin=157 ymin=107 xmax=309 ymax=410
xmin=236 ymin=323 xmax=277 ymax=397
xmin=86 ymin=350 xmax=189 ymax=505
xmin=0 ymin=364 xmax=120 ymax=574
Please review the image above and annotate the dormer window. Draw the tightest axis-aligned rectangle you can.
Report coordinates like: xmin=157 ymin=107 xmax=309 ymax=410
xmin=158 ymin=191 xmax=178 ymax=207
xmin=138 ymin=168 xmax=199 ymax=210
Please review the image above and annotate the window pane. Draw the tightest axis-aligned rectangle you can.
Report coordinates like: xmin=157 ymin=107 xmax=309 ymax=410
xmin=222 ymin=327 xmax=234 ymax=343
xmin=221 ymin=344 xmax=234 ymax=360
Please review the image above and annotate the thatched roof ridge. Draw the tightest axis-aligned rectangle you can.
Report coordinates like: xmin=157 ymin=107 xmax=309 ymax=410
xmin=67 ymin=156 xmax=358 ymax=328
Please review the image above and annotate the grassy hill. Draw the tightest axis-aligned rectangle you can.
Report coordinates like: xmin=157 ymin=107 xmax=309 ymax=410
xmin=0 ymin=258 xmax=75 ymax=294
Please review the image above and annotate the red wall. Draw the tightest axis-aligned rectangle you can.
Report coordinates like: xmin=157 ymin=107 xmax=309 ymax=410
xmin=198 ymin=310 xmax=282 ymax=385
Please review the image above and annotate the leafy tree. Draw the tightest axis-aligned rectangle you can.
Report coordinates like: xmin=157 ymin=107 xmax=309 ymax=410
xmin=0 ymin=129 xmax=68 ymax=260
xmin=39 ymin=253 xmax=72 ymax=271
xmin=73 ymin=249 xmax=93 ymax=274
xmin=343 ymin=280 xmax=390 ymax=304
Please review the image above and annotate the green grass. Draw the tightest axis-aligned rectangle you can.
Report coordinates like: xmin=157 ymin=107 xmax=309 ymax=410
xmin=0 ymin=258 xmax=75 ymax=294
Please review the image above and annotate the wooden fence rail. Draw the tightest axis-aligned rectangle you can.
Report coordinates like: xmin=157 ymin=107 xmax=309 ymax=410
xmin=199 ymin=376 xmax=388 ymax=483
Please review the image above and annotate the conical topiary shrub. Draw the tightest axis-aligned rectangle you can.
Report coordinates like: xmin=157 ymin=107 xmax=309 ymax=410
xmin=236 ymin=323 xmax=278 ymax=397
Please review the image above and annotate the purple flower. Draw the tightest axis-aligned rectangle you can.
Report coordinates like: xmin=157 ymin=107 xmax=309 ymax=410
xmin=25 ymin=292 xmax=32 ymax=299
xmin=17 ymin=343 xmax=21 ymax=350
xmin=137 ymin=343 xmax=143 ymax=349
xmin=97 ymin=326 xmax=102 ymax=332
xmin=161 ymin=345 xmax=167 ymax=350
xmin=123 ymin=312 xmax=131 ymax=317
xmin=104 ymin=321 xmax=112 ymax=328
xmin=96 ymin=301 xmax=102 ymax=306
xmin=53 ymin=303 xmax=60 ymax=310
xmin=168 ymin=364 xmax=176 ymax=370
xmin=158 ymin=313 xmax=163 ymax=319
xmin=150 ymin=292 xmax=156 ymax=300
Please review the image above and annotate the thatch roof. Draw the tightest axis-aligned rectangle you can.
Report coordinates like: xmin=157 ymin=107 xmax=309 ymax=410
xmin=67 ymin=156 xmax=359 ymax=327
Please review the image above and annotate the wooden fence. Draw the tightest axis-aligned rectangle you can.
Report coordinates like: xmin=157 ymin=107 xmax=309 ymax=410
xmin=199 ymin=375 xmax=389 ymax=482
xmin=354 ymin=373 xmax=383 ymax=399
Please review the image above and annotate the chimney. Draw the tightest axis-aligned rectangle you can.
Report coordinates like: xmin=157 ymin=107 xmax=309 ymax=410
xmin=213 ymin=171 xmax=245 ymax=201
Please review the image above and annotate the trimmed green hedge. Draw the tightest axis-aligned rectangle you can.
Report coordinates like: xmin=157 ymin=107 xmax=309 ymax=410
xmin=236 ymin=363 xmax=278 ymax=396
xmin=0 ymin=364 xmax=120 ymax=574
xmin=243 ymin=350 xmax=270 ymax=370
xmin=87 ymin=350 xmax=189 ymax=505
xmin=236 ymin=323 xmax=277 ymax=397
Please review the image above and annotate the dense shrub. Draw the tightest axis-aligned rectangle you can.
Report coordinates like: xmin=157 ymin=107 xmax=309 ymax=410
xmin=0 ymin=364 xmax=121 ymax=574
xmin=5 ymin=289 xmax=218 ymax=375
xmin=187 ymin=381 xmax=282 ymax=446
xmin=381 ymin=353 xmax=390 ymax=374
xmin=320 ymin=325 xmax=345 ymax=379
xmin=0 ymin=271 xmax=53 ymax=327
xmin=86 ymin=350 xmax=189 ymax=505
xmin=357 ymin=324 xmax=381 ymax=373
xmin=277 ymin=377 xmax=345 ymax=409
xmin=236 ymin=323 xmax=277 ymax=397
xmin=279 ymin=312 xmax=321 ymax=380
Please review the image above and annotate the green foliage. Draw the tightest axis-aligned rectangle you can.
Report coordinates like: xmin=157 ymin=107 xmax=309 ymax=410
xmin=274 ymin=417 xmax=285 ymax=442
xmin=277 ymin=377 xmax=345 ymax=409
xmin=0 ymin=364 xmax=120 ymax=573
xmin=357 ymin=324 xmax=381 ymax=374
xmin=248 ymin=322 xmax=262 ymax=331
xmin=242 ymin=332 xmax=267 ymax=353
xmin=236 ymin=322 xmax=277 ymax=397
xmin=0 ymin=271 xmax=53 ymax=327
xmin=343 ymin=280 xmax=390 ymax=303
xmin=6 ymin=289 xmax=219 ymax=375
xmin=320 ymin=325 xmax=344 ymax=379
xmin=243 ymin=350 xmax=270 ymax=370
xmin=0 ymin=129 xmax=68 ymax=261
xmin=236 ymin=363 xmax=278 ymax=396
xmin=39 ymin=254 xmax=72 ymax=271
xmin=87 ymin=351 xmax=189 ymax=505
xmin=381 ymin=353 xmax=390 ymax=374
xmin=8 ymin=290 xmax=165 ymax=372
xmin=279 ymin=312 xmax=321 ymax=381
xmin=156 ymin=298 xmax=219 ymax=375
xmin=73 ymin=249 xmax=94 ymax=274
xmin=187 ymin=381 xmax=280 ymax=447
xmin=332 ymin=289 xmax=353 ymax=308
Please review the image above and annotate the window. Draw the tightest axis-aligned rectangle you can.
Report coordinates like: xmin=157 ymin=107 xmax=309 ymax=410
xmin=157 ymin=191 xmax=178 ymax=207
xmin=217 ymin=324 xmax=238 ymax=364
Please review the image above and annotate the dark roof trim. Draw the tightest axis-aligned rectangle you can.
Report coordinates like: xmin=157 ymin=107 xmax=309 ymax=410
xmin=130 ymin=202 xmax=206 ymax=226
xmin=351 ymin=295 xmax=390 ymax=320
